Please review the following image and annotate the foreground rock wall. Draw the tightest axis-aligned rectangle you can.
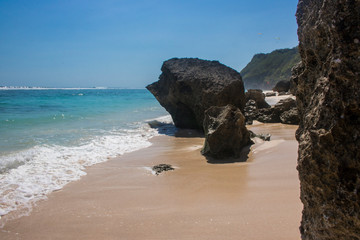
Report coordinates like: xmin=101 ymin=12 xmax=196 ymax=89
xmin=294 ymin=0 xmax=360 ymax=239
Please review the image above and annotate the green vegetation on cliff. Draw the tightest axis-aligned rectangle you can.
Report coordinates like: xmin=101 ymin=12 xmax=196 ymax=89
xmin=240 ymin=46 xmax=300 ymax=90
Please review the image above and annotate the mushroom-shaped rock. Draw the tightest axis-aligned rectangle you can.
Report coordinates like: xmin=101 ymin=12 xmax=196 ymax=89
xmin=146 ymin=58 xmax=246 ymax=130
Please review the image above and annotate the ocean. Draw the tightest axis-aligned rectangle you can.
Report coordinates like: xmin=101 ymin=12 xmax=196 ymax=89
xmin=0 ymin=88 xmax=169 ymax=218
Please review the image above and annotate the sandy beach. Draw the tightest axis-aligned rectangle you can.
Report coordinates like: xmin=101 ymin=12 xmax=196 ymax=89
xmin=0 ymin=122 xmax=301 ymax=240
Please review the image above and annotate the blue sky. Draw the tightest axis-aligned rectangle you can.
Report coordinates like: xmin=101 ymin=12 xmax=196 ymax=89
xmin=0 ymin=0 xmax=299 ymax=88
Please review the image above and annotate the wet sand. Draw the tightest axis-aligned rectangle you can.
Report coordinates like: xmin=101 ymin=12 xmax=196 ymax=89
xmin=0 ymin=122 xmax=301 ymax=240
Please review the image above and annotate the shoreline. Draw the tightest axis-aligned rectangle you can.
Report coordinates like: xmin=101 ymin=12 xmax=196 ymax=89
xmin=0 ymin=122 xmax=301 ymax=240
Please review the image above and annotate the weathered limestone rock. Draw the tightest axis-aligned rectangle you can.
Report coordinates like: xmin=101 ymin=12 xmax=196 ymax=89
xmin=280 ymin=108 xmax=299 ymax=125
xmin=273 ymin=97 xmax=297 ymax=113
xmin=244 ymin=99 xmax=258 ymax=125
xmin=146 ymin=58 xmax=246 ymax=130
xmin=245 ymin=89 xmax=270 ymax=109
xmin=272 ymin=80 xmax=290 ymax=93
xmin=256 ymin=108 xmax=277 ymax=123
xmin=201 ymin=105 xmax=252 ymax=159
xmin=255 ymin=98 xmax=299 ymax=124
xmin=244 ymin=97 xmax=299 ymax=125
xmin=294 ymin=0 xmax=360 ymax=239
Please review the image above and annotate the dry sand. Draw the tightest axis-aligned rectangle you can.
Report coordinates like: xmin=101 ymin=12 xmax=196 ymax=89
xmin=0 ymin=122 xmax=301 ymax=240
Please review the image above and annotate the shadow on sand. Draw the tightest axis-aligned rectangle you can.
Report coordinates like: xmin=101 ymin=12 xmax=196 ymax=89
xmin=148 ymin=119 xmax=251 ymax=164
xmin=205 ymin=144 xmax=252 ymax=164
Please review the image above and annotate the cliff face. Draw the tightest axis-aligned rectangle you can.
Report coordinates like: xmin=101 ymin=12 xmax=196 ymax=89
xmin=240 ymin=47 xmax=300 ymax=89
xmin=293 ymin=0 xmax=360 ymax=239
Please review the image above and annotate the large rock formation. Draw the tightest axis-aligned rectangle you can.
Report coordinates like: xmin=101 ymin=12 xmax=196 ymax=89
xmin=201 ymin=105 xmax=251 ymax=159
xmin=146 ymin=58 xmax=245 ymax=130
xmin=245 ymin=89 xmax=270 ymax=109
xmin=272 ymin=80 xmax=291 ymax=93
xmin=257 ymin=98 xmax=298 ymax=124
xmin=294 ymin=0 xmax=360 ymax=239
xmin=245 ymin=97 xmax=299 ymax=125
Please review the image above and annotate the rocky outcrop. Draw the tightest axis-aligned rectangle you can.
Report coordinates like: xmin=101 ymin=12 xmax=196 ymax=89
xmin=244 ymin=100 xmax=258 ymax=125
xmin=245 ymin=97 xmax=299 ymax=125
xmin=289 ymin=61 xmax=303 ymax=95
xmin=273 ymin=97 xmax=297 ymax=113
xmin=249 ymin=130 xmax=271 ymax=141
xmin=245 ymin=89 xmax=270 ymax=109
xmin=146 ymin=58 xmax=246 ymax=130
xmin=201 ymin=105 xmax=252 ymax=159
xmin=277 ymin=91 xmax=289 ymax=96
xmin=294 ymin=0 xmax=360 ymax=239
xmin=279 ymin=108 xmax=299 ymax=125
xmin=265 ymin=92 xmax=276 ymax=97
xmin=152 ymin=164 xmax=175 ymax=175
xmin=272 ymin=80 xmax=290 ymax=93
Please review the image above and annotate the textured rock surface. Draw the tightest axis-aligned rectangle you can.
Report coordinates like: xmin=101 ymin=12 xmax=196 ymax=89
xmin=146 ymin=58 xmax=246 ymax=130
xmin=280 ymin=108 xmax=299 ymax=125
xmin=244 ymin=100 xmax=258 ymax=125
xmin=201 ymin=105 xmax=251 ymax=159
xmin=294 ymin=0 xmax=360 ymax=239
xmin=272 ymin=80 xmax=290 ymax=93
xmin=290 ymin=61 xmax=303 ymax=95
xmin=152 ymin=164 xmax=175 ymax=175
xmin=249 ymin=97 xmax=299 ymax=125
xmin=273 ymin=98 xmax=297 ymax=113
xmin=245 ymin=89 xmax=270 ymax=109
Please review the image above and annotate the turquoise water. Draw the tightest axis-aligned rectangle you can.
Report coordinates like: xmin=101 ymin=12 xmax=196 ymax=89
xmin=0 ymin=89 xmax=166 ymax=154
xmin=0 ymin=88 xmax=169 ymax=219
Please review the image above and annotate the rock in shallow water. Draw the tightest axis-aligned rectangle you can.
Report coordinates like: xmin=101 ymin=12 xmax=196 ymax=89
xmin=146 ymin=58 xmax=246 ymax=130
xmin=294 ymin=0 xmax=360 ymax=239
xmin=201 ymin=105 xmax=252 ymax=159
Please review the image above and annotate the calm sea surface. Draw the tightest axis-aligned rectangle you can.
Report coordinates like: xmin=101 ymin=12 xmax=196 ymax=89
xmin=0 ymin=88 xmax=169 ymax=218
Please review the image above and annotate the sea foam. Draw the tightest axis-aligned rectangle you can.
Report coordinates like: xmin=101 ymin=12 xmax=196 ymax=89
xmin=0 ymin=120 xmax=164 ymax=222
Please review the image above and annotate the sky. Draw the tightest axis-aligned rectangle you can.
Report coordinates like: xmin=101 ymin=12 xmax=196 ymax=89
xmin=0 ymin=0 xmax=299 ymax=88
